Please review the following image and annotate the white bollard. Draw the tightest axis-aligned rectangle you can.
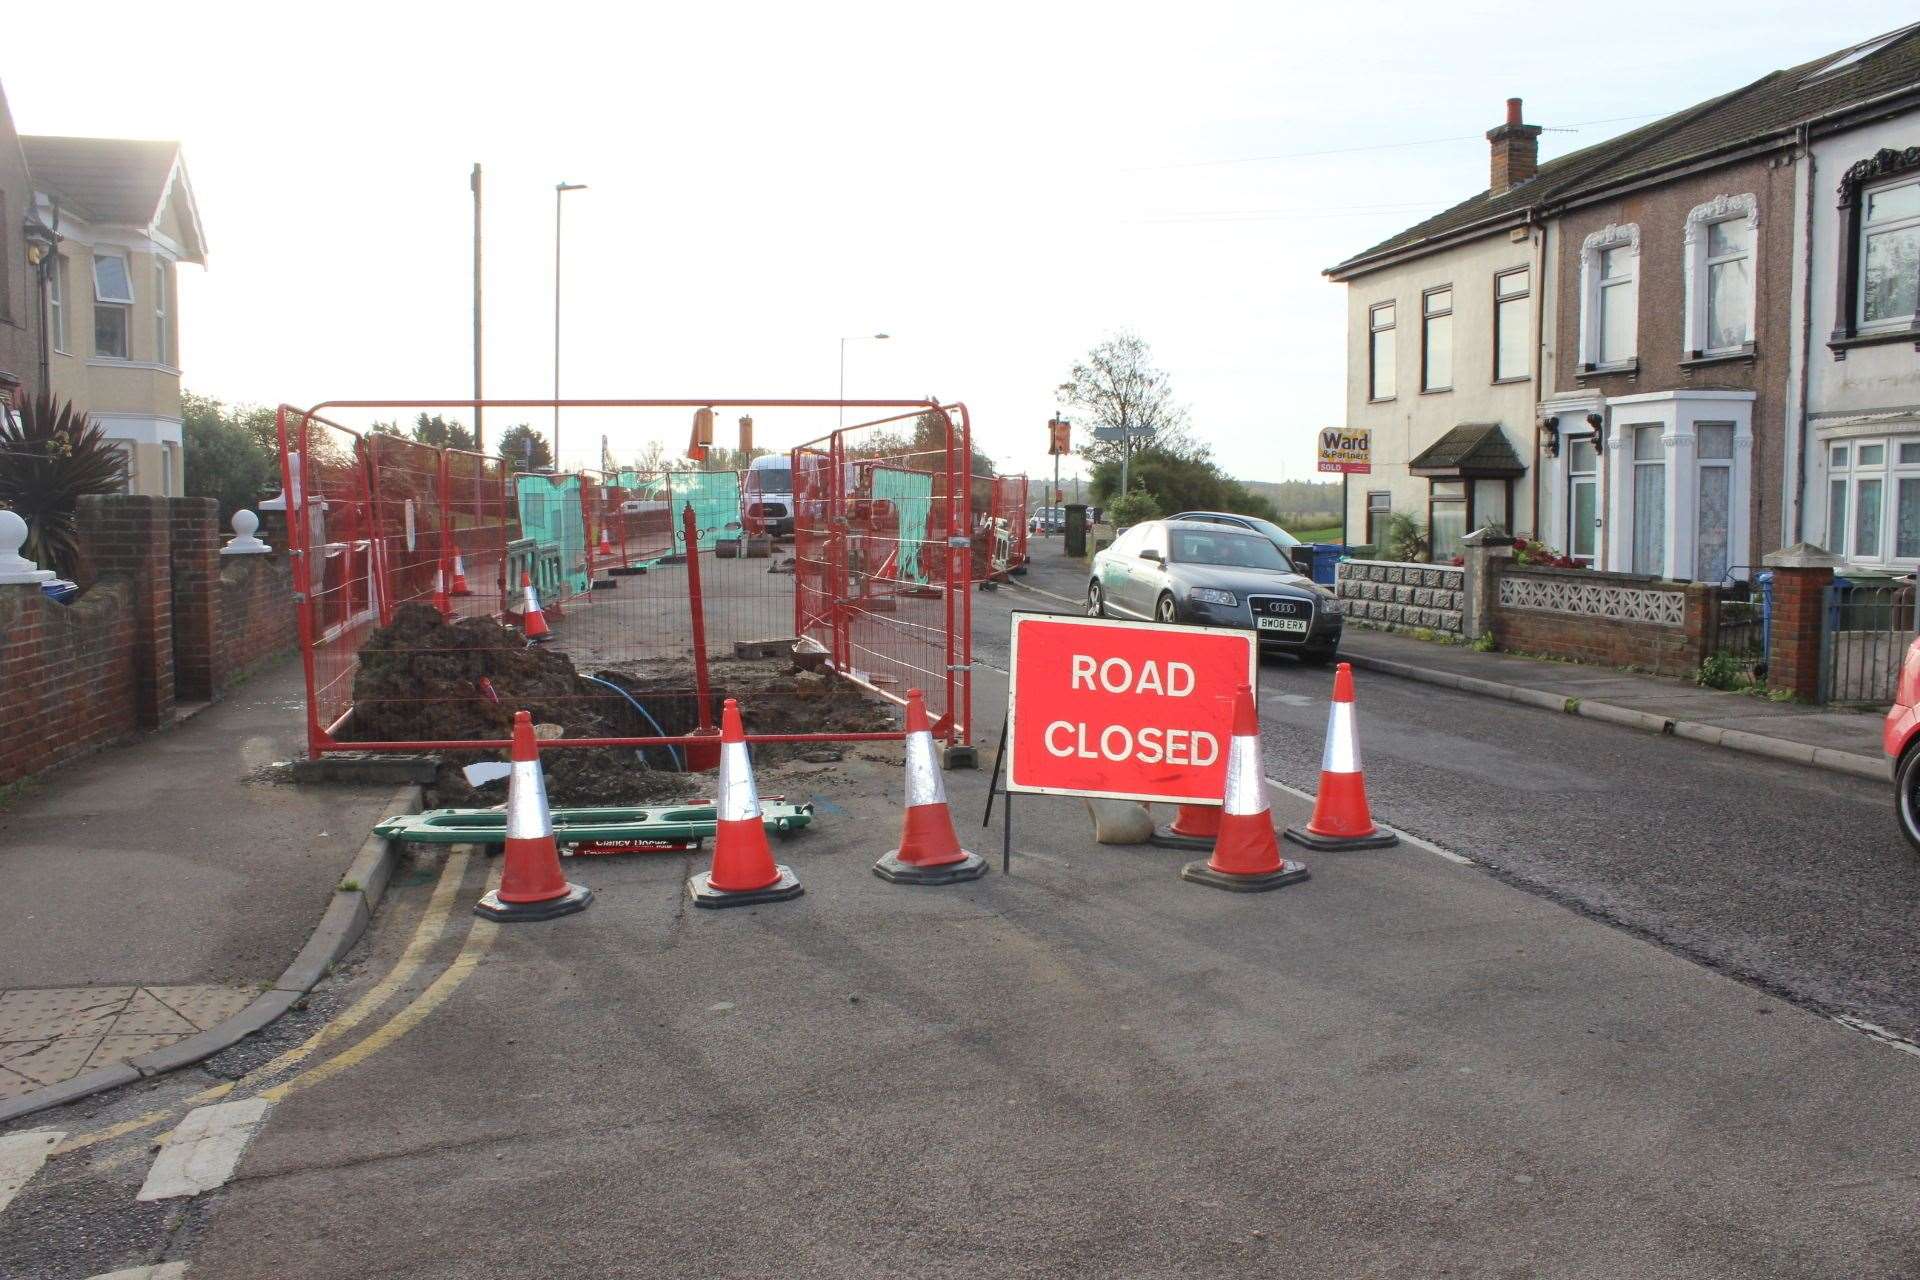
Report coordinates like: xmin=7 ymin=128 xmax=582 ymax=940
xmin=0 ymin=510 xmax=54 ymax=584
xmin=221 ymin=510 xmax=272 ymax=556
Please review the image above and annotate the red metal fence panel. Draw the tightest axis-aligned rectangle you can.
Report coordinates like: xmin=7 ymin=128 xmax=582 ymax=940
xmin=277 ymin=398 xmax=974 ymax=759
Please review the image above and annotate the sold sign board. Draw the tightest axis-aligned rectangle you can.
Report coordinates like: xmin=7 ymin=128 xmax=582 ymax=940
xmin=1317 ymin=427 xmax=1371 ymax=474
xmin=1006 ymin=614 xmax=1258 ymax=804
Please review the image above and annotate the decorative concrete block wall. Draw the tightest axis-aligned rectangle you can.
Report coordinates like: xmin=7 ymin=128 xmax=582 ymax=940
xmin=1334 ymin=558 xmax=1466 ymax=636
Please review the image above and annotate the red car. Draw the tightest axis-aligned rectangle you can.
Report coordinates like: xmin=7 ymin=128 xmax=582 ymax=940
xmin=1886 ymin=635 xmax=1920 ymax=848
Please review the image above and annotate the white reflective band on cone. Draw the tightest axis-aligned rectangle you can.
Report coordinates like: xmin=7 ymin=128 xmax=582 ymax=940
xmin=523 ymin=584 xmax=540 ymax=612
xmin=454 ymin=555 xmax=466 ymax=573
xmin=506 ymin=757 xmax=552 ymax=838
xmin=904 ymin=731 xmax=947 ymax=807
xmin=1223 ymin=734 xmax=1267 ymax=816
xmin=719 ymin=739 xmax=761 ymax=821
xmin=1321 ymin=702 xmax=1362 ymax=774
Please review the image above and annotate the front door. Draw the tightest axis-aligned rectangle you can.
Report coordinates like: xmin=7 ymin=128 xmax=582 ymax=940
xmin=1568 ymin=437 xmax=1598 ymax=564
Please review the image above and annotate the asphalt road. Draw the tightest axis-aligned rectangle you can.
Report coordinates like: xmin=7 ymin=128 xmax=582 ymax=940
xmin=1003 ymin=550 xmax=1920 ymax=1043
xmin=8 ymin=552 xmax=1920 ymax=1279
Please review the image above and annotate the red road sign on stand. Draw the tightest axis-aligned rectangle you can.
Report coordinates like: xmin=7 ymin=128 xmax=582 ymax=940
xmin=1006 ymin=614 xmax=1257 ymax=804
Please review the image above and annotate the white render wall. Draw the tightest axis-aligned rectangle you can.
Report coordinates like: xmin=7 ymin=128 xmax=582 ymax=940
xmin=1339 ymin=228 xmax=1541 ymax=545
xmin=1796 ymin=112 xmax=1920 ymax=566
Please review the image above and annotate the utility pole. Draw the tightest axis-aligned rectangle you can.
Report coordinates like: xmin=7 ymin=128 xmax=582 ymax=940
xmin=471 ymin=164 xmax=484 ymax=450
xmin=553 ymin=181 xmax=588 ymax=468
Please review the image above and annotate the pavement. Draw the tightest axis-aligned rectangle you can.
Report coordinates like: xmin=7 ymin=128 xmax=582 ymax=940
xmin=1336 ymin=627 xmax=1886 ymax=779
xmin=0 ymin=657 xmax=408 ymax=1108
xmin=3 ymin=544 xmax=1919 ymax=1278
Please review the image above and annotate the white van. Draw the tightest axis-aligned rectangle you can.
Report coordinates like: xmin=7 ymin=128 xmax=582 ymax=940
xmin=743 ymin=453 xmax=795 ymax=538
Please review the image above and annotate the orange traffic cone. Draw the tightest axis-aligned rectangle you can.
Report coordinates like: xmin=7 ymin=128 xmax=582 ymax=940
xmin=1179 ymin=685 xmax=1309 ymax=892
xmin=874 ymin=689 xmax=987 ymax=885
xmin=451 ymin=553 xmax=474 ymax=596
xmin=1151 ymin=803 xmax=1221 ymax=851
xmin=475 ymin=711 xmax=592 ymax=921
xmin=1285 ymin=663 xmax=1398 ymax=851
xmin=687 ymin=699 xmax=804 ymax=908
xmin=519 ymin=570 xmax=552 ymax=643
xmin=433 ymin=563 xmax=452 ymax=617
xmin=598 ymin=524 xmax=615 ymax=558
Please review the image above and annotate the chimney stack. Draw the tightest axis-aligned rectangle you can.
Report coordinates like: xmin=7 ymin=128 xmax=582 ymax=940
xmin=1486 ymin=97 xmax=1543 ymax=194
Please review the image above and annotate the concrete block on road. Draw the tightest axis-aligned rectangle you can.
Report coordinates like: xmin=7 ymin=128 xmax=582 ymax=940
xmin=1084 ymin=797 xmax=1154 ymax=844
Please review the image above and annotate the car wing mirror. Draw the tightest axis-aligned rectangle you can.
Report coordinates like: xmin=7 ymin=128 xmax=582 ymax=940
xmin=1139 ymin=548 xmax=1163 ymax=563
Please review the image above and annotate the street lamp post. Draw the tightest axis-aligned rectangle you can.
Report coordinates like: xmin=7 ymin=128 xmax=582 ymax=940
xmin=553 ymin=181 xmax=588 ymax=468
xmin=839 ymin=333 xmax=890 ymax=429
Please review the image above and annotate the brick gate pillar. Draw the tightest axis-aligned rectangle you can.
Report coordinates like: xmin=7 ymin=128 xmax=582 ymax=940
xmin=1762 ymin=543 xmax=1844 ymax=702
xmin=78 ymin=494 xmax=175 ymax=728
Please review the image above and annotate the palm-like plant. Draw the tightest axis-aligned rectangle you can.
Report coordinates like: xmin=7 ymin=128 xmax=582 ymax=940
xmin=0 ymin=391 xmax=129 ymax=579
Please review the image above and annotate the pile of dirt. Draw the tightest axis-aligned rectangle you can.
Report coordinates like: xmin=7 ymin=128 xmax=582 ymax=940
xmin=350 ymin=605 xmax=900 ymax=809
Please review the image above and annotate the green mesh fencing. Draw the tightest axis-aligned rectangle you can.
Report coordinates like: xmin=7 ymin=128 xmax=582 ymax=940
xmin=515 ymin=474 xmax=589 ymax=598
xmin=670 ymin=471 xmax=741 ymax=554
xmin=873 ymin=465 xmax=934 ymax=584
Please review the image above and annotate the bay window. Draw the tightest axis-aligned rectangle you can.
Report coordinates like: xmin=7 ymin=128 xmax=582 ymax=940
xmin=1827 ymin=437 xmax=1920 ymax=566
xmin=1694 ymin=423 xmax=1734 ymax=581
xmin=1631 ymin=424 xmax=1665 ymax=575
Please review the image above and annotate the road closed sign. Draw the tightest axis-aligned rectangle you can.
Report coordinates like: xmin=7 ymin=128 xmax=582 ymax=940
xmin=1006 ymin=614 xmax=1258 ymax=804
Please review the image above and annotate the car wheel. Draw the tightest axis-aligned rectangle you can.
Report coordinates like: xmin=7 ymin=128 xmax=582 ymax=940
xmin=1087 ymin=580 xmax=1105 ymax=617
xmin=1897 ymin=743 xmax=1920 ymax=854
xmin=1156 ymin=593 xmax=1179 ymax=624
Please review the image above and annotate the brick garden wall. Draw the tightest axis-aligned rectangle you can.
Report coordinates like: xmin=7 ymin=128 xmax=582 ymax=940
xmin=1490 ymin=562 xmax=1718 ymax=677
xmin=0 ymin=495 xmax=296 ymax=788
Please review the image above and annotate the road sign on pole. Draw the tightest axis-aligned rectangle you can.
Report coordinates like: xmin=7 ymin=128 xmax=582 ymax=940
xmin=1006 ymin=613 xmax=1257 ymax=804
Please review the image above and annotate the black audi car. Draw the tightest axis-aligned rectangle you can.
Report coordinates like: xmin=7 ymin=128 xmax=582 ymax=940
xmin=1087 ymin=518 xmax=1341 ymax=663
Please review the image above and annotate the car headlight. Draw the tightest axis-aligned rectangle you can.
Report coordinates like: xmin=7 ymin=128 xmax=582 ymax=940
xmin=1321 ymin=597 xmax=1343 ymax=617
xmin=1188 ymin=588 xmax=1238 ymax=607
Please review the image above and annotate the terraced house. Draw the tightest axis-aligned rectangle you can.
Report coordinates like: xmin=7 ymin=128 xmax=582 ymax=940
xmin=1328 ymin=23 xmax=1920 ymax=583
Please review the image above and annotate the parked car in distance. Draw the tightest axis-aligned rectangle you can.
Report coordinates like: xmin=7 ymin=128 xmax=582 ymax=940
xmin=1087 ymin=518 xmax=1341 ymax=663
xmin=1029 ymin=506 xmax=1066 ymax=534
xmin=1168 ymin=509 xmax=1311 ymax=573
xmin=1885 ymin=635 xmax=1920 ymax=850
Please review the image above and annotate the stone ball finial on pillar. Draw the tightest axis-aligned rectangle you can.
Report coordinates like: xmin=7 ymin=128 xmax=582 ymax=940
xmin=0 ymin=509 xmax=56 ymax=584
xmin=222 ymin=509 xmax=273 ymax=556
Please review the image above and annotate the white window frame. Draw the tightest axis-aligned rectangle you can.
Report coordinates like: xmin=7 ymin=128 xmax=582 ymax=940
xmin=153 ymin=259 xmax=170 ymax=367
xmin=1421 ymin=285 xmax=1453 ymax=393
xmin=1681 ymin=194 xmax=1759 ymax=357
xmin=49 ymin=253 xmax=69 ymax=354
xmin=1493 ymin=267 xmax=1530 ymax=382
xmin=1693 ymin=422 xmax=1736 ymax=582
xmin=1825 ymin=435 xmax=1920 ymax=567
xmin=93 ymin=249 xmax=134 ymax=360
xmin=1857 ymin=176 xmax=1920 ymax=334
xmin=1565 ymin=433 xmax=1599 ymax=564
xmin=1368 ymin=300 xmax=1396 ymax=402
xmin=1578 ymin=223 xmax=1639 ymax=370
xmin=1601 ymin=391 xmax=1755 ymax=580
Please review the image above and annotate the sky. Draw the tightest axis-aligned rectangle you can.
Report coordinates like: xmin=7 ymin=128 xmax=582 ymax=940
xmin=4 ymin=1 xmax=1913 ymax=486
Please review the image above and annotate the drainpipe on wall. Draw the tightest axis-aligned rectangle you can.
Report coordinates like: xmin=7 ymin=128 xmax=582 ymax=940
xmin=1790 ymin=121 xmax=1815 ymax=545
xmin=1529 ymin=217 xmax=1547 ymax=538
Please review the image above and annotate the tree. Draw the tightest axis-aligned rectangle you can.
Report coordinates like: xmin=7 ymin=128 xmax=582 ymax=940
xmin=496 ymin=423 xmax=552 ymax=471
xmin=411 ymin=413 xmax=475 ymax=451
xmin=1063 ymin=332 xmax=1193 ymax=494
xmin=367 ymin=420 xmax=404 ymax=437
xmin=182 ymin=392 xmax=281 ymax=522
xmin=0 ymin=391 xmax=129 ymax=578
xmin=1088 ymin=447 xmax=1277 ymax=521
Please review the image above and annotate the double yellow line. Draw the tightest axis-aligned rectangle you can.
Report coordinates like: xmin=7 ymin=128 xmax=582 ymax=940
xmin=55 ymin=850 xmax=497 ymax=1160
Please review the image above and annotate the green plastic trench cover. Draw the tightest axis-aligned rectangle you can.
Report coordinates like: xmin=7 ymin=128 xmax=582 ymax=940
xmin=872 ymin=465 xmax=933 ymax=584
xmin=670 ymin=471 xmax=742 ymax=554
xmin=516 ymin=473 xmax=590 ymax=597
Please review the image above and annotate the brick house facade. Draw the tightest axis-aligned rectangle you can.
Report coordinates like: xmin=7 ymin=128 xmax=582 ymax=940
xmin=1537 ymin=151 xmax=1798 ymax=582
